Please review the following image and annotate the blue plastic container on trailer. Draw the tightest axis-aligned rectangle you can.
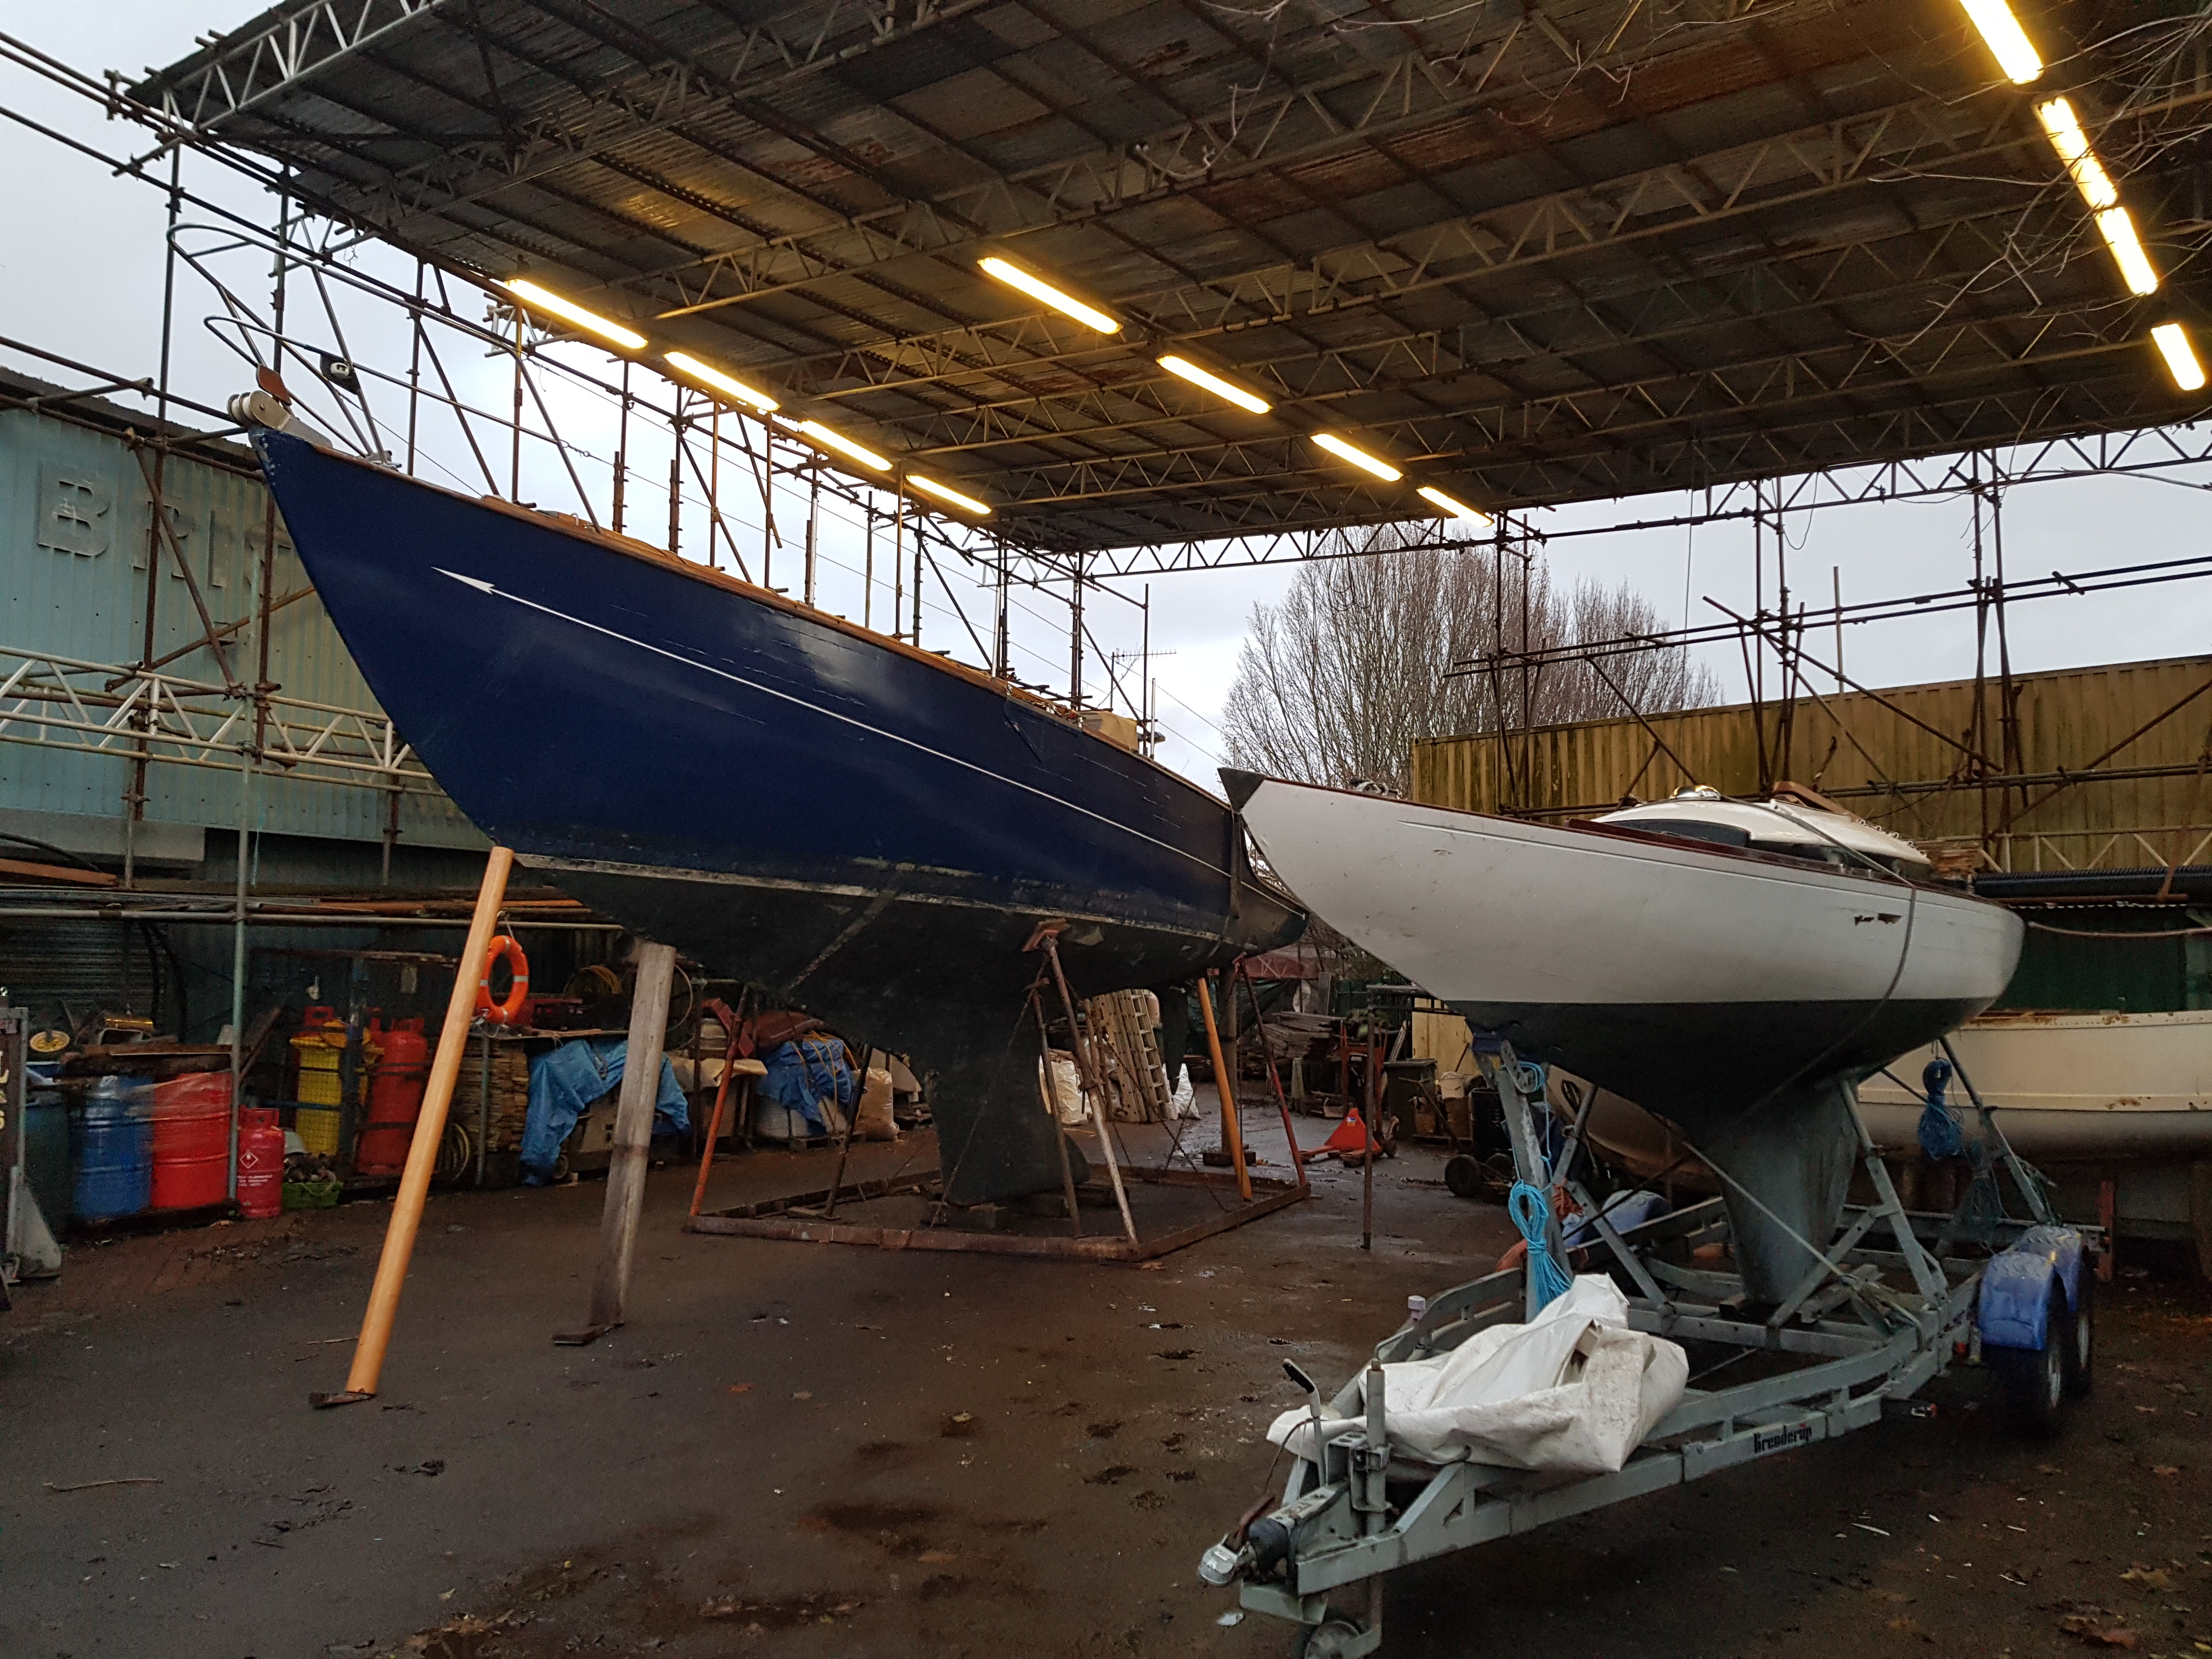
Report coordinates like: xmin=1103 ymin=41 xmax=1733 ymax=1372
xmin=71 ymin=1075 xmax=154 ymax=1220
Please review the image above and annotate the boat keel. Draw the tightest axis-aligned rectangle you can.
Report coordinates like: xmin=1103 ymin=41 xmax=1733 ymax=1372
xmin=1687 ymin=1075 xmax=1863 ymax=1305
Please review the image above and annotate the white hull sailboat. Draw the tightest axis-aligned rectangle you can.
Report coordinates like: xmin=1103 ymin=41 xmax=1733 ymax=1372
xmin=1224 ymin=772 xmax=2024 ymax=1299
xmin=1859 ymin=1008 xmax=2212 ymax=1160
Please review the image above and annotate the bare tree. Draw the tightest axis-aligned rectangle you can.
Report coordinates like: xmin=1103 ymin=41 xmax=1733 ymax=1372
xmin=1221 ymin=527 xmax=1717 ymax=793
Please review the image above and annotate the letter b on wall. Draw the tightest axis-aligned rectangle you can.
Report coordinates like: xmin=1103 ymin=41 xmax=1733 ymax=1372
xmin=37 ymin=464 xmax=111 ymax=558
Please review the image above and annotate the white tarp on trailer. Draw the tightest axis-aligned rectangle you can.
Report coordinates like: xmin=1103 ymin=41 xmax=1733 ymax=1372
xmin=1268 ymin=1276 xmax=1687 ymax=1475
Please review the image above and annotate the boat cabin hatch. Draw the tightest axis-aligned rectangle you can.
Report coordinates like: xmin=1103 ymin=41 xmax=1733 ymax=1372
xmin=1595 ymin=785 xmax=1932 ymax=878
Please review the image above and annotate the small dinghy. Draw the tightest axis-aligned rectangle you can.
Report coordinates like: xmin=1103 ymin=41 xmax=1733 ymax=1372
xmin=1224 ymin=772 xmax=2024 ymax=1300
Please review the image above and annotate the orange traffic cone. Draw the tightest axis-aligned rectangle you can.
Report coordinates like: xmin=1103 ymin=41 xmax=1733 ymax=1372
xmin=1322 ymin=1108 xmax=1372 ymax=1158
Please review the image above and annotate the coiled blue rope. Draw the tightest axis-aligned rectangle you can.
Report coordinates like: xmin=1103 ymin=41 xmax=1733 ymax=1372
xmin=1508 ymin=1181 xmax=1573 ymax=1312
xmin=1917 ymin=1055 xmax=1963 ymax=1161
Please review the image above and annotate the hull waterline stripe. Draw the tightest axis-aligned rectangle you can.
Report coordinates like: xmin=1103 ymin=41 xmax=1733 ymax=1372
xmin=530 ymin=854 xmax=1237 ymax=945
xmin=436 ymin=569 xmax=1222 ymax=881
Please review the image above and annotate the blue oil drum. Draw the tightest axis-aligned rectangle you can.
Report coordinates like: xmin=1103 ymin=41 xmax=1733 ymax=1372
xmin=25 ymin=1088 xmax=70 ymax=1226
xmin=71 ymin=1075 xmax=153 ymax=1221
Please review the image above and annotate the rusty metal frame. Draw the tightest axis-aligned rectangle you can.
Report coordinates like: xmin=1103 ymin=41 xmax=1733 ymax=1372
xmin=686 ymin=1164 xmax=1305 ymax=1261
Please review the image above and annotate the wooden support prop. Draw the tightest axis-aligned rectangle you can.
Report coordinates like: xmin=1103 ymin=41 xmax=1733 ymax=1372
xmin=1195 ymin=977 xmax=1251 ymax=1201
xmin=561 ymin=940 xmax=678 ymax=1344
xmin=314 ymin=847 xmax=512 ymax=1407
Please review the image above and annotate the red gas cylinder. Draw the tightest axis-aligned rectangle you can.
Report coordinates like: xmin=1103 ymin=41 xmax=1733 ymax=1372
xmin=355 ymin=1017 xmax=431 ymax=1175
xmin=150 ymin=1071 xmax=233 ymax=1210
xmin=236 ymin=1105 xmax=284 ymax=1220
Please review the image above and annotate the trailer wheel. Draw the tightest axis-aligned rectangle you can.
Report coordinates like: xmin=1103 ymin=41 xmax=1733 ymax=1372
xmin=2061 ymin=1268 xmax=2094 ymax=1401
xmin=1990 ymin=1283 xmax=2067 ymax=1438
xmin=1444 ymin=1155 xmax=1483 ymax=1199
xmin=1293 ymin=1620 xmax=1368 ymax=1658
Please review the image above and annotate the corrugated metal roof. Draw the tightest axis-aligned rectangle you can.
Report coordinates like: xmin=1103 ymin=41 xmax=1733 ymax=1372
xmin=126 ymin=0 xmax=2212 ymax=552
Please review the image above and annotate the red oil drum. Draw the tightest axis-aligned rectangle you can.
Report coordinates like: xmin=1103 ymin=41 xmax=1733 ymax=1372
xmin=355 ymin=1017 xmax=431 ymax=1175
xmin=150 ymin=1071 xmax=233 ymax=1210
xmin=236 ymin=1106 xmax=284 ymax=1220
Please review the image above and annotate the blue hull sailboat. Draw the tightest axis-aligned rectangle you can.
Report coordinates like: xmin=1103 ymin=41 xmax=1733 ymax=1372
xmin=255 ymin=431 xmax=1301 ymax=1203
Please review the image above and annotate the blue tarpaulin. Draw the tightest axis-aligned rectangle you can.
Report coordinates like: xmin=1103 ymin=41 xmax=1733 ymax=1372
xmin=753 ymin=1036 xmax=857 ymax=1141
xmin=521 ymin=1037 xmax=690 ymax=1183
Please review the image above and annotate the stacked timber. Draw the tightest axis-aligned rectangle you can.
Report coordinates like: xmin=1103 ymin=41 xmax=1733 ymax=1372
xmin=454 ymin=1039 xmax=531 ymax=1152
xmin=1251 ymin=1010 xmax=1337 ymax=1066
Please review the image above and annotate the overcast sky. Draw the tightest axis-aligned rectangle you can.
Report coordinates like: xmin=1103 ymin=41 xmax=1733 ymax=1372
xmin=7 ymin=4 xmax=2209 ymax=791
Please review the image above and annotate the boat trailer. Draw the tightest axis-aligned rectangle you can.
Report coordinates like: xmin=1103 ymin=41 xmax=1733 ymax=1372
xmin=1197 ymin=1041 xmax=2096 ymax=1657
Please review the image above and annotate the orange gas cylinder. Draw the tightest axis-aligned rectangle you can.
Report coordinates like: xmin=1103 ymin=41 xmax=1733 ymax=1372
xmin=354 ymin=1017 xmax=431 ymax=1175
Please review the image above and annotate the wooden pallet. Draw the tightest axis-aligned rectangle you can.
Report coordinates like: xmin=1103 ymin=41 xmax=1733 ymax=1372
xmin=1087 ymin=989 xmax=1175 ymax=1123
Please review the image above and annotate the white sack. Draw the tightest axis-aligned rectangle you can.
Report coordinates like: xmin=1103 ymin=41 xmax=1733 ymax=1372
xmin=853 ymin=1066 xmax=899 ymax=1142
xmin=1169 ymin=1064 xmax=1197 ymax=1120
xmin=1267 ymin=1276 xmax=1686 ymax=1476
xmin=668 ymin=1055 xmax=726 ymax=1091
xmin=1039 ymin=1051 xmax=1088 ymax=1126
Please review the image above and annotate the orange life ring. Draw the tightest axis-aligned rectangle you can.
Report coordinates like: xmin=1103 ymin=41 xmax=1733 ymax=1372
xmin=476 ymin=934 xmax=530 ymax=1026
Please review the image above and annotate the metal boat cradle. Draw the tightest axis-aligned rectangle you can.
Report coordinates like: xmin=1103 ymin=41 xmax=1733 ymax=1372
xmin=1197 ymin=1040 xmax=2095 ymax=1659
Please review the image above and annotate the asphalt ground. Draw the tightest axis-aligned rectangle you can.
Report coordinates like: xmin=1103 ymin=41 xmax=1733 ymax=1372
xmin=3 ymin=1099 xmax=2207 ymax=1659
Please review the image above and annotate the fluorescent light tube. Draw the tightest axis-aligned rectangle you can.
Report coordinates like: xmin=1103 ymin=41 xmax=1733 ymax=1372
xmin=1157 ymin=354 xmax=1270 ymax=414
xmin=1417 ymin=485 xmax=1493 ymax=526
xmin=499 ymin=279 xmax=646 ymax=351
xmin=2153 ymin=322 xmax=2205 ymax=391
xmin=977 ymin=256 xmax=1121 ymax=334
xmin=664 ymin=350 xmax=777 ymax=412
xmin=1960 ymin=0 xmax=2042 ymax=84
xmin=908 ymin=475 xmax=992 ymax=515
xmin=2095 ymin=206 xmax=2160 ymax=295
xmin=795 ymin=420 xmax=891 ymax=472
xmin=1312 ymin=432 xmax=1401 ymax=482
xmin=2035 ymin=98 xmax=2117 ymax=211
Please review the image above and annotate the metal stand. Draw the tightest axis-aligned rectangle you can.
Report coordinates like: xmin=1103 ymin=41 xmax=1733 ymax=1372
xmin=684 ymin=929 xmax=1307 ymax=1261
xmin=1204 ymin=1039 xmax=2094 ymax=1654
xmin=2 ymin=1008 xmax=61 ymax=1296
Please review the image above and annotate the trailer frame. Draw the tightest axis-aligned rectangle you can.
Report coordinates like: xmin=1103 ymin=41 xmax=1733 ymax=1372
xmin=1200 ymin=1041 xmax=2093 ymax=1657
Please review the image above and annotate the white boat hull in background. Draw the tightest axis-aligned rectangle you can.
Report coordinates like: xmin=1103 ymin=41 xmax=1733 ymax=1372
xmin=1229 ymin=774 xmax=2024 ymax=1301
xmin=1859 ymin=1009 xmax=2212 ymax=1160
